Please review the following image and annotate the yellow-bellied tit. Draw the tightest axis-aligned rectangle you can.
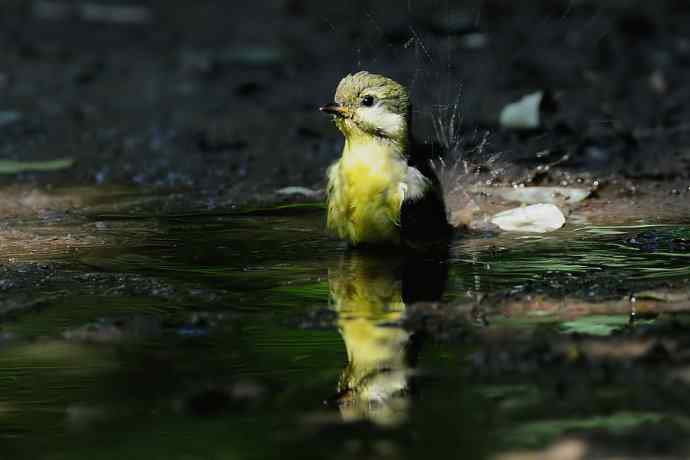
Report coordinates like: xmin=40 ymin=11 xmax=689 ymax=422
xmin=320 ymin=71 xmax=451 ymax=248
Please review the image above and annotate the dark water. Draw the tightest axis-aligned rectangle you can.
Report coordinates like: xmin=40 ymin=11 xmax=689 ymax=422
xmin=1 ymin=203 xmax=690 ymax=459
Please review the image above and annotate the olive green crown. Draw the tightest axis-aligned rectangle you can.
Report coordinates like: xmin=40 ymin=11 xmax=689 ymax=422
xmin=334 ymin=71 xmax=410 ymax=115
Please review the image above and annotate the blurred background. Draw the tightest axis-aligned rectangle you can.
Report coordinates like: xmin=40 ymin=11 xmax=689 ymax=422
xmin=1 ymin=0 xmax=689 ymax=198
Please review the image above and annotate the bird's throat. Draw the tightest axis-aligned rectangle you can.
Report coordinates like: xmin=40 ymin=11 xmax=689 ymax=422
xmin=342 ymin=133 xmax=405 ymax=169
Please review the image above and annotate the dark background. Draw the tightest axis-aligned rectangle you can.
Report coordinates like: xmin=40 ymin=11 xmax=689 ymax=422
xmin=1 ymin=0 xmax=689 ymax=200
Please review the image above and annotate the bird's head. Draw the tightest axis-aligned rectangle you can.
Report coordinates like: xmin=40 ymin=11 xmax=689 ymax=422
xmin=320 ymin=71 xmax=410 ymax=146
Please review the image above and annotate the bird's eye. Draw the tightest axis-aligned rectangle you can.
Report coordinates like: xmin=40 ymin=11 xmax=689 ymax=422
xmin=361 ymin=95 xmax=375 ymax=107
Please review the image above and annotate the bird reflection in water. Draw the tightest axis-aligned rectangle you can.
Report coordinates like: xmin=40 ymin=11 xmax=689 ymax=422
xmin=328 ymin=250 xmax=448 ymax=426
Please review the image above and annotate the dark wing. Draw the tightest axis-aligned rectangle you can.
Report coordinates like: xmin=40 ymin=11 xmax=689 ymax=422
xmin=399 ymin=161 xmax=451 ymax=244
xmin=399 ymin=185 xmax=450 ymax=243
xmin=406 ymin=137 xmax=446 ymax=206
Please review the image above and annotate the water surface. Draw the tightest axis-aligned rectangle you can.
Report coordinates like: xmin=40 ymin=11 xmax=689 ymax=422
xmin=1 ymin=198 xmax=690 ymax=459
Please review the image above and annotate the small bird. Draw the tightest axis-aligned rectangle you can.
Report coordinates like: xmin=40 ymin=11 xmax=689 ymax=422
xmin=320 ymin=71 xmax=450 ymax=248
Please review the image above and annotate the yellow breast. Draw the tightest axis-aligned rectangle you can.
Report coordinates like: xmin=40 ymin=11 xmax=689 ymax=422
xmin=327 ymin=138 xmax=407 ymax=245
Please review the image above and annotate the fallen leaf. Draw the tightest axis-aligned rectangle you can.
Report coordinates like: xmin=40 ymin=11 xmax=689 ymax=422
xmin=275 ymin=186 xmax=321 ymax=198
xmin=0 ymin=158 xmax=75 ymax=174
xmin=491 ymin=203 xmax=565 ymax=233
xmin=499 ymin=91 xmax=543 ymax=130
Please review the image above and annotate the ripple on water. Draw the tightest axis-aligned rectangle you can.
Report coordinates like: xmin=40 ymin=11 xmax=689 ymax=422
xmin=1 ymin=200 xmax=690 ymax=458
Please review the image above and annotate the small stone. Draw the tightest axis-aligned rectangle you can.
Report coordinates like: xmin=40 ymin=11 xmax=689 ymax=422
xmin=499 ymin=92 xmax=543 ymax=130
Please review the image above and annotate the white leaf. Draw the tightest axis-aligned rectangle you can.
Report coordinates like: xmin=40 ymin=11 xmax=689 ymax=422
xmin=275 ymin=186 xmax=321 ymax=197
xmin=499 ymin=91 xmax=543 ymax=130
xmin=491 ymin=203 xmax=565 ymax=233
xmin=0 ymin=158 xmax=75 ymax=174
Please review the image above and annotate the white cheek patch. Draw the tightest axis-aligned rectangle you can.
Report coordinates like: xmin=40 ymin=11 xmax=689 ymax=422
xmin=357 ymin=104 xmax=405 ymax=138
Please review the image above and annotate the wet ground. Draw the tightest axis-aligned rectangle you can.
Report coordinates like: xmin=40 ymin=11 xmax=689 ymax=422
xmin=2 ymin=0 xmax=690 ymax=197
xmin=2 ymin=0 xmax=690 ymax=459
xmin=0 ymin=186 xmax=688 ymax=459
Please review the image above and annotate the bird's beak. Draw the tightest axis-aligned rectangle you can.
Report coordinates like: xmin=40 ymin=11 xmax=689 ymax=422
xmin=319 ymin=102 xmax=347 ymax=117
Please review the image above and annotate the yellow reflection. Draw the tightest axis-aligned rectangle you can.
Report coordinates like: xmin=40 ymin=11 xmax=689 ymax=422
xmin=329 ymin=252 xmax=447 ymax=426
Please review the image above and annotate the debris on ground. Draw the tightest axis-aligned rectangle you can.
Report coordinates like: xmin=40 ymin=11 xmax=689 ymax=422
xmin=275 ymin=186 xmax=322 ymax=198
xmin=491 ymin=203 xmax=566 ymax=233
xmin=499 ymin=92 xmax=544 ymax=130
xmin=0 ymin=158 xmax=75 ymax=174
